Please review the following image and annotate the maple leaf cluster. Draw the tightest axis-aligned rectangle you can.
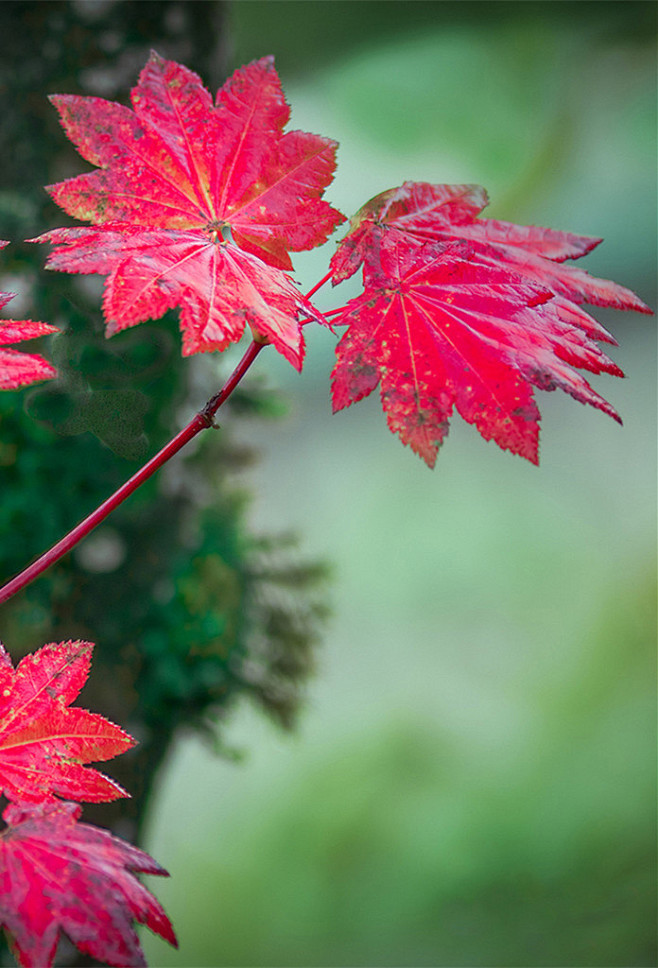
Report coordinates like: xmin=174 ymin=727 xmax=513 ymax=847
xmin=0 ymin=642 xmax=176 ymax=966
xmin=32 ymin=54 xmax=650 ymax=466
xmin=0 ymin=44 xmax=652 ymax=968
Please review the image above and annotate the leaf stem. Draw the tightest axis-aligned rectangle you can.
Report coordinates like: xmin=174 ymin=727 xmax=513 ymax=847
xmin=304 ymin=270 xmax=333 ymax=301
xmin=0 ymin=340 xmax=264 ymax=606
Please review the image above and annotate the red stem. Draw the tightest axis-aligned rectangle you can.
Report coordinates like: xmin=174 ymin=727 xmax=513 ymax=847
xmin=0 ymin=340 xmax=264 ymax=606
xmin=304 ymin=269 xmax=333 ymax=301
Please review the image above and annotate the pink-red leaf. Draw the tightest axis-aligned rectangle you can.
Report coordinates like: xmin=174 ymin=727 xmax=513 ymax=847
xmin=36 ymin=53 xmax=345 ymax=368
xmin=330 ymin=183 xmax=651 ymax=464
xmin=0 ymin=800 xmax=176 ymax=967
xmin=0 ymin=243 xmax=57 ymax=390
xmin=0 ymin=641 xmax=134 ymax=804
xmin=331 ymin=240 xmax=625 ymax=466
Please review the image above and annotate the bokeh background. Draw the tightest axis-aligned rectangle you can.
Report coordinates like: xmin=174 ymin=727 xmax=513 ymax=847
xmin=145 ymin=3 xmax=657 ymax=966
xmin=1 ymin=2 xmax=656 ymax=966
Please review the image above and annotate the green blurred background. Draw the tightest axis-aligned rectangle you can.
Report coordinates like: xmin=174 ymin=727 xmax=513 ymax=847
xmin=0 ymin=1 xmax=654 ymax=965
xmin=141 ymin=3 xmax=656 ymax=966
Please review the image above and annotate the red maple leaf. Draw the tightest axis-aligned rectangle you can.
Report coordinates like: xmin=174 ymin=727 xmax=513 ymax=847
xmin=0 ymin=799 xmax=176 ymax=967
xmin=0 ymin=641 xmax=134 ymax=804
xmin=34 ymin=53 xmax=344 ymax=368
xmin=0 ymin=243 xmax=57 ymax=390
xmin=331 ymin=238 xmax=628 ymax=466
xmin=329 ymin=183 xmax=651 ymax=464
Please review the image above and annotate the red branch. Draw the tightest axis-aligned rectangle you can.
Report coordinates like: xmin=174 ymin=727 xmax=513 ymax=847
xmin=0 ymin=340 xmax=264 ymax=606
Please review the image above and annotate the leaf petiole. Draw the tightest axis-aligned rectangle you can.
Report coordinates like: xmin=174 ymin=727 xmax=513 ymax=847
xmin=303 ymin=270 xmax=333 ymax=301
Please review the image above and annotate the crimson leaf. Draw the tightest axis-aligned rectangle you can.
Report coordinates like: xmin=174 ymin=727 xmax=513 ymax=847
xmin=34 ymin=53 xmax=345 ymax=368
xmin=0 ymin=800 xmax=176 ymax=967
xmin=330 ymin=183 xmax=651 ymax=464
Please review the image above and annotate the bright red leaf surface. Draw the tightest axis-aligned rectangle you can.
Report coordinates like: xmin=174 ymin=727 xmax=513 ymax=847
xmin=0 ymin=641 xmax=134 ymax=804
xmin=0 ymin=799 xmax=176 ymax=967
xmin=0 ymin=243 xmax=57 ymax=390
xmin=330 ymin=183 xmax=651 ymax=464
xmin=35 ymin=53 xmax=344 ymax=368
xmin=331 ymin=238 xmax=627 ymax=466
